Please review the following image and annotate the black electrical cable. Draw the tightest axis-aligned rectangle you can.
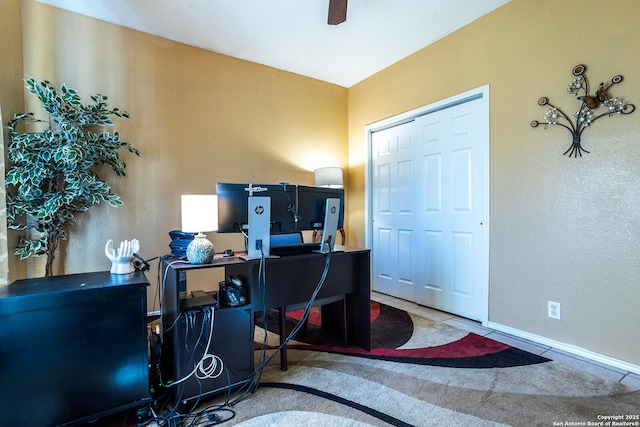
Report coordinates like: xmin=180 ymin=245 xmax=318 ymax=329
xmin=281 ymin=183 xmax=301 ymax=224
xmin=260 ymin=243 xmax=333 ymax=369
xmin=226 ymin=239 xmax=334 ymax=407
xmin=221 ymin=246 xmax=269 ymax=407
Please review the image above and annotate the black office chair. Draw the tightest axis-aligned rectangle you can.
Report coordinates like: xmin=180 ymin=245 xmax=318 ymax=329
xmin=269 ymin=232 xmax=347 ymax=371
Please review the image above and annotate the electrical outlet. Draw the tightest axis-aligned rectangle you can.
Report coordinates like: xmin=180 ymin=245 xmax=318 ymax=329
xmin=548 ymin=301 xmax=561 ymax=320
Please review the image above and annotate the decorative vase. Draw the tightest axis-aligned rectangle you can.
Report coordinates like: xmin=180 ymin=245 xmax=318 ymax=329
xmin=185 ymin=232 xmax=215 ymax=264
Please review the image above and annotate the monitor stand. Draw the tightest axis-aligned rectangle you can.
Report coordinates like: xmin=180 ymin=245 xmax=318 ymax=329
xmin=241 ymin=196 xmax=277 ymax=260
xmin=313 ymin=198 xmax=342 ymax=254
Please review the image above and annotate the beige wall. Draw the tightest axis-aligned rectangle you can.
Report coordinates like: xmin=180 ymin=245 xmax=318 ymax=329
xmin=348 ymin=0 xmax=640 ymax=366
xmin=0 ymin=0 xmax=26 ymax=285
xmin=12 ymin=1 xmax=347 ymax=301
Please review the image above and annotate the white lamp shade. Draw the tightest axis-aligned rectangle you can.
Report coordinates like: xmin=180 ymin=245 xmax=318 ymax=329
xmin=181 ymin=195 xmax=219 ymax=233
xmin=314 ymin=167 xmax=343 ymax=188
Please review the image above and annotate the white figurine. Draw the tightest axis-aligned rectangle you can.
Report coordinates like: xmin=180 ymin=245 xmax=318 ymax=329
xmin=105 ymin=239 xmax=140 ymax=274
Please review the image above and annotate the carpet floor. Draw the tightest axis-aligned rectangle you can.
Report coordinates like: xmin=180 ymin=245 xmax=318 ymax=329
xmin=96 ymin=301 xmax=639 ymax=426
xmin=181 ymin=302 xmax=640 ymax=427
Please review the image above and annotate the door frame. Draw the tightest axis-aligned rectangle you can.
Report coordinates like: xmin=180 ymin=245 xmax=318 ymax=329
xmin=364 ymin=85 xmax=490 ymax=325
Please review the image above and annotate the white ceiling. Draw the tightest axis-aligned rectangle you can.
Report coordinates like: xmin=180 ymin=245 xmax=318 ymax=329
xmin=35 ymin=0 xmax=510 ymax=88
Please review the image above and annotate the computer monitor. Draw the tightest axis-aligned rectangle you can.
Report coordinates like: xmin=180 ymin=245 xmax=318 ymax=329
xmin=216 ymin=182 xmax=297 ymax=233
xmin=295 ymin=185 xmax=344 ymax=231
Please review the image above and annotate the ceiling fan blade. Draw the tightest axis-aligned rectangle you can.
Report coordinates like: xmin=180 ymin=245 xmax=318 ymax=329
xmin=328 ymin=0 xmax=348 ymax=25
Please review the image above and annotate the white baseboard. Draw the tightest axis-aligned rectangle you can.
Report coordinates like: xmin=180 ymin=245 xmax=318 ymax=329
xmin=486 ymin=321 xmax=640 ymax=376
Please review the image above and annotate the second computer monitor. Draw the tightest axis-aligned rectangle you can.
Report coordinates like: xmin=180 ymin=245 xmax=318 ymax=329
xmin=295 ymin=185 xmax=344 ymax=231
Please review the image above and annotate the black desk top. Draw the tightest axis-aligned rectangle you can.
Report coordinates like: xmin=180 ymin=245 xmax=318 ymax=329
xmin=162 ymin=245 xmax=370 ymax=272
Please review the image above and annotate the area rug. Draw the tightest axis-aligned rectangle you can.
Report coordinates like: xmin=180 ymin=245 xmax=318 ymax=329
xmin=97 ymin=301 xmax=640 ymax=426
xmin=267 ymin=301 xmax=551 ymax=369
xmin=189 ymin=301 xmax=639 ymax=427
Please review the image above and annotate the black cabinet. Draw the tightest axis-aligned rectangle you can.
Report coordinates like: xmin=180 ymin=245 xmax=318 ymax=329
xmin=0 ymin=271 xmax=151 ymax=427
xmin=161 ymin=303 xmax=253 ymax=407
xmin=160 ymin=259 xmax=254 ymax=407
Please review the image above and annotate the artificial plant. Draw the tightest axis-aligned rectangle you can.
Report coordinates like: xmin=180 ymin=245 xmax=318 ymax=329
xmin=5 ymin=77 xmax=140 ymax=277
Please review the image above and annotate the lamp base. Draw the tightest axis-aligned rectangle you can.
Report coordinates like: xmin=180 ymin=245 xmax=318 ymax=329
xmin=186 ymin=232 xmax=215 ymax=264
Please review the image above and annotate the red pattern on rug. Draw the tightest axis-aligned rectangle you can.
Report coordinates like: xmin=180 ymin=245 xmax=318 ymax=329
xmin=281 ymin=301 xmax=550 ymax=368
xmin=286 ymin=333 xmax=509 ymax=359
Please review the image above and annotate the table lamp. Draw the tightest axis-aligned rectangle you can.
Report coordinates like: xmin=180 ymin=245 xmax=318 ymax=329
xmin=314 ymin=167 xmax=344 ymax=188
xmin=181 ymin=195 xmax=218 ymax=264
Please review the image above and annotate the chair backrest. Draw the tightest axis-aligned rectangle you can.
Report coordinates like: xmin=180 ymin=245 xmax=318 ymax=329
xmin=270 ymin=232 xmax=303 ymax=246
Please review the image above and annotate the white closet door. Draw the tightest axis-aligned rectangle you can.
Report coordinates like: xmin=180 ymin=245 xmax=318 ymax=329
xmin=371 ymin=121 xmax=417 ymax=301
xmin=371 ymin=94 xmax=487 ymax=321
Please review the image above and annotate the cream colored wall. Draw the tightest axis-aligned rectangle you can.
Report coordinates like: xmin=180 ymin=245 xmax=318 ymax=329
xmin=15 ymin=1 xmax=347 ymax=302
xmin=0 ymin=0 xmax=27 ymax=284
xmin=348 ymin=0 xmax=640 ymax=366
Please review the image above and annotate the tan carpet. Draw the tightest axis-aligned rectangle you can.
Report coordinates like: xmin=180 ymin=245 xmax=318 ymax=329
xmin=187 ymin=311 xmax=640 ymax=427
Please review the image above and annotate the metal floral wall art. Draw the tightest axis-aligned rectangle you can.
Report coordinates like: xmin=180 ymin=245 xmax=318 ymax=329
xmin=530 ymin=64 xmax=635 ymax=157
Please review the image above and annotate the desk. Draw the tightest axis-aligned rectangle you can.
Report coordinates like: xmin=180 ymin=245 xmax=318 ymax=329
xmin=160 ymin=246 xmax=371 ymax=403
xmin=226 ymin=247 xmax=371 ymax=350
